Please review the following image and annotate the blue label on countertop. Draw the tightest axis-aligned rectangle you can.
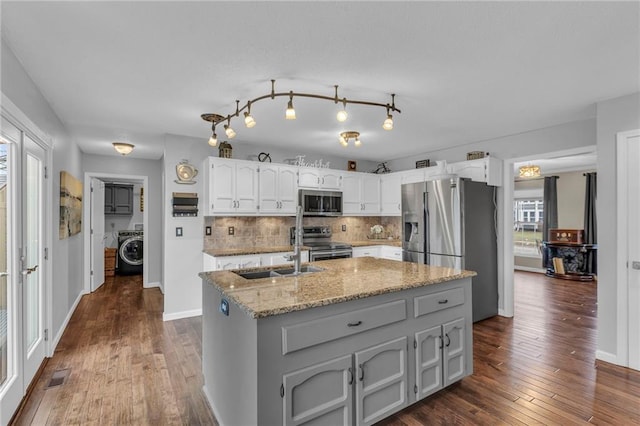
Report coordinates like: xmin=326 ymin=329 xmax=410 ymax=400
xmin=220 ymin=298 xmax=229 ymax=316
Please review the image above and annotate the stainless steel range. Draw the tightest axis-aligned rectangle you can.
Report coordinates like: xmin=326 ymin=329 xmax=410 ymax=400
xmin=290 ymin=226 xmax=353 ymax=261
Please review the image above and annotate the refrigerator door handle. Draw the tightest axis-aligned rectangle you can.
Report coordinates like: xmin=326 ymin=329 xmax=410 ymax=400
xmin=424 ymin=190 xmax=430 ymax=256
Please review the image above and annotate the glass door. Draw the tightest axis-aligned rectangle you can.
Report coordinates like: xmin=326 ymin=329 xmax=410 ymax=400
xmin=0 ymin=116 xmax=48 ymax=424
xmin=22 ymin=135 xmax=45 ymax=385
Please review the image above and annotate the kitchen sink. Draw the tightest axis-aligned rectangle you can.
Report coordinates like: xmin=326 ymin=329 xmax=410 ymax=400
xmin=235 ymin=265 xmax=325 ymax=280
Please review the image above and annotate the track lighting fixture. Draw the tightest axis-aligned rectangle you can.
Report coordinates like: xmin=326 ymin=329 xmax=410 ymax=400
xmin=208 ymin=132 xmax=218 ymax=147
xmin=244 ymin=101 xmax=256 ymax=128
xmin=285 ymin=92 xmax=296 ymax=120
xmin=201 ymin=80 xmax=400 ymax=145
xmin=224 ymin=118 xmax=236 ymax=138
xmin=339 ymin=131 xmax=361 ymax=148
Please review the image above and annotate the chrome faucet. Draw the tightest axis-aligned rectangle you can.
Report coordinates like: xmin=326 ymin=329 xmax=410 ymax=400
xmin=283 ymin=206 xmax=304 ymax=274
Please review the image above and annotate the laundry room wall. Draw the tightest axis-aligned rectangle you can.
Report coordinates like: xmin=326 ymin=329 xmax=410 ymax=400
xmin=82 ymin=153 xmax=163 ymax=287
xmin=104 ymin=183 xmax=144 ymax=248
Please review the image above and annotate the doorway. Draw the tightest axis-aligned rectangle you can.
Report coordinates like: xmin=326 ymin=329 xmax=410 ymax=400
xmin=0 ymin=114 xmax=50 ymax=424
xmin=82 ymin=173 xmax=148 ymax=293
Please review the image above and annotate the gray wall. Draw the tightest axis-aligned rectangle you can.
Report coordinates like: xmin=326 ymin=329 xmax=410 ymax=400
xmin=596 ymin=92 xmax=640 ymax=358
xmin=82 ymin=153 xmax=163 ymax=285
xmin=2 ymin=38 xmax=84 ymax=342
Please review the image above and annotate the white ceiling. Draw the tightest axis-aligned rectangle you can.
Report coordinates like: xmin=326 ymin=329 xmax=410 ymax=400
xmin=2 ymin=2 xmax=638 ymax=162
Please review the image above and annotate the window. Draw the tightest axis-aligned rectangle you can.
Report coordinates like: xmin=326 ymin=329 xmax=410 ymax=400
xmin=514 ymin=198 xmax=543 ymax=257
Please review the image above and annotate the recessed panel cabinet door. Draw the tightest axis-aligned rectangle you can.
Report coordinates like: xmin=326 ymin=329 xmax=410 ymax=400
xmin=354 ymin=337 xmax=408 ymax=426
xmin=211 ymin=161 xmax=235 ymax=212
xmin=235 ymin=163 xmax=258 ymax=213
xmin=415 ymin=325 xmax=443 ymax=399
xmin=258 ymin=165 xmax=279 ymax=213
xmin=443 ymin=317 xmax=466 ymax=386
xmin=283 ymin=354 xmax=353 ymax=426
xmin=278 ymin=166 xmax=298 ymax=214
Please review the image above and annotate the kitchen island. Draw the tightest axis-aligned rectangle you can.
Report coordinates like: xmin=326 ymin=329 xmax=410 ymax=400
xmin=200 ymin=257 xmax=476 ymax=426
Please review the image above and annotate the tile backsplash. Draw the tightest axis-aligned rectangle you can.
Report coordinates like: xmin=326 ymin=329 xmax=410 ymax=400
xmin=204 ymin=216 xmax=401 ymax=250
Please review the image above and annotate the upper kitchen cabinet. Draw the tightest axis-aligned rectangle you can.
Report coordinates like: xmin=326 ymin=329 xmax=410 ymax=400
xmin=448 ymin=157 xmax=503 ymax=186
xmin=342 ymin=172 xmax=380 ymax=215
xmin=259 ymin=164 xmax=298 ymax=215
xmin=397 ymin=168 xmax=425 ymax=185
xmin=298 ymin=167 xmax=343 ymax=190
xmin=203 ymin=157 xmax=259 ymax=215
xmin=104 ymin=183 xmax=133 ymax=215
xmin=380 ymin=173 xmax=401 ymax=216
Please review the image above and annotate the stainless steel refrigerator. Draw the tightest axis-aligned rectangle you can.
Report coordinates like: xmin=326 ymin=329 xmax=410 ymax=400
xmin=402 ymin=177 xmax=498 ymax=322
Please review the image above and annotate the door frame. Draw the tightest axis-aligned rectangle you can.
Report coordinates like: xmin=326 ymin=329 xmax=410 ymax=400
xmin=82 ymin=172 xmax=148 ymax=293
xmin=0 ymin=95 xmax=53 ymax=422
xmin=500 ymin=145 xmax=597 ymax=318
xmin=615 ymin=129 xmax=640 ymax=369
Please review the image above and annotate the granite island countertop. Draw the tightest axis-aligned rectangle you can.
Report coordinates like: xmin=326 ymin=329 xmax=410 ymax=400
xmin=199 ymin=257 xmax=476 ymax=319
xmin=203 ymin=240 xmax=401 ymax=257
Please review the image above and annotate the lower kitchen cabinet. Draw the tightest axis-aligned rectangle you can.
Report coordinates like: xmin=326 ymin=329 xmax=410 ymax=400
xmin=415 ymin=317 xmax=466 ymax=399
xmin=283 ymin=354 xmax=353 ymax=426
xmin=203 ymin=251 xmax=310 ymax=272
xmin=283 ymin=337 xmax=408 ymax=426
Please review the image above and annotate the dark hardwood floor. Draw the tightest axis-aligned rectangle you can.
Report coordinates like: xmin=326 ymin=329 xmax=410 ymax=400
xmin=12 ymin=271 xmax=640 ymax=425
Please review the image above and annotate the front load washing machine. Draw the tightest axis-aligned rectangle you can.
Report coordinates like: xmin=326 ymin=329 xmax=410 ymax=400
xmin=117 ymin=230 xmax=143 ymax=275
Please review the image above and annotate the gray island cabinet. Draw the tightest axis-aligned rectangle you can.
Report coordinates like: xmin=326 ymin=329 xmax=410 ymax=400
xmin=200 ymin=257 xmax=476 ymax=426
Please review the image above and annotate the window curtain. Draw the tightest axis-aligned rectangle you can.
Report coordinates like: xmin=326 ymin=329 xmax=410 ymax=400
xmin=584 ymin=172 xmax=597 ymax=274
xmin=542 ymin=176 xmax=559 ymax=268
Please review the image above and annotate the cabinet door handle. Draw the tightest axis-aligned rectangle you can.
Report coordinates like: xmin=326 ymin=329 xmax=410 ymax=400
xmin=438 ymin=299 xmax=449 ymax=304
xmin=347 ymin=321 xmax=362 ymax=327
xmin=322 ymin=177 xmax=325 ymax=185
xmin=445 ymin=333 xmax=451 ymax=347
xmin=348 ymin=367 xmax=354 ymax=385
xmin=439 ymin=335 xmax=443 ymax=349
xmin=358 ymin=364 xmax=364 ymax=381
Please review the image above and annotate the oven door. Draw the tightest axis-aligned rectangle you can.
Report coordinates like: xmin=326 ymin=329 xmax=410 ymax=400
xmin=310 ymin=249 xmax=353 ymax=262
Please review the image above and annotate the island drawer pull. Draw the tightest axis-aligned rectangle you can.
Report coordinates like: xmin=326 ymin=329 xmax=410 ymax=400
xmin=347 ymin=321 xmax=362 ymax=327
xmin=438 ymin=299 xmax=449 ymax=304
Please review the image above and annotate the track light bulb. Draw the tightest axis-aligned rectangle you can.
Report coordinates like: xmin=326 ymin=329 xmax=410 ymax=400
xmin=354 ymin=137 xmax=362 ymax=147
xmin=208 ymin=132 xmax=218 ymax=147
xmin=224 ymin=124 xmax=236 ymax=138
xmin=285 ymin=92 xmax=296 ymax=120
xmin=244 ymin=111 xmax=256 ymax=128
xmin=337 ymin=109 xmax=348 ymax=122
xmin=383 ymin=114 xmax=394 ymax=130
xmin=339 ymin=136 xmax=348 ymax=147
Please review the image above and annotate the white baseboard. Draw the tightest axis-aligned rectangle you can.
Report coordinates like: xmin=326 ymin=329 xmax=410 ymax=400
xmin=144 ymin=281 xmax=163 ymax=293
xmin=514 ymin=266 xmax=546 ymax=274
xmin=498 ymin=308 xmax=513 ymax=318
xmin=51 ymin=290 xmax=87 ymax=355
xmin=163 ymin=308 xmax=202 ymax=322
xmin=596 ymin=350 xmax=623 ymax=366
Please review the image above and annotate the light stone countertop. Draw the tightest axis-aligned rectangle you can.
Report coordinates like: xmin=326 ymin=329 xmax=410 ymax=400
xmin=199 ymin=257 xmax=476 ymax=319
xmin=203 ymin=240 xmax=401 ymax=257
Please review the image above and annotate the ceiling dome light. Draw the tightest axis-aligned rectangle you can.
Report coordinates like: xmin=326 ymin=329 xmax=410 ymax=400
xmin=285 ymin=92 xmax=296 ymax=120
xmin=383 ymin=114 xmax=394 ymax=130
xmin=113 ymin=142 xmax=134 ymax=156
xmin=519 ymin=165 xmax=541 ymax=178
xmin=208 ymin=132 xmax=218 ymax=147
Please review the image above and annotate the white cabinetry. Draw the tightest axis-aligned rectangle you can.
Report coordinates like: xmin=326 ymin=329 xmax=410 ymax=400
xmin=447 ymin=156 xmax=503 ymax=186
xmin=203 ymin=157 xmax=259 ymax=215
xmin=343 ymin=173 xmax=380 ymax=215
xmin=259 ymin=164 xmax=298 ymax=215
xmin=380 ymin=174 xmax=401 ymax=216
xmin=202 ymin=253 xmax=261 ymax=271
xmin=260 ymin=251 xmax=309 ymax=267
xmin=380 ymin=246 xmax=402 ymax=261
xmin=352 ymin=246 xmax=381 ymax=258
xmin=298 ymin=167 xmax=343 ymax=190
xmin=397 ymin=168 xmax=425 ymax=185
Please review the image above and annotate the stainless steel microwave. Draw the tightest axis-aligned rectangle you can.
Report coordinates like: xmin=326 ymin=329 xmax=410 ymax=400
xmin=299 ymin=190 xmax=343 ymax=216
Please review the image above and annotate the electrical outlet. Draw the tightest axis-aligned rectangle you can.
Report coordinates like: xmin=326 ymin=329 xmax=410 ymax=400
xmin=205 ymin=226 xmax=212 ymax=236
xmin=228 ymin=226 xmax=235 ymax=236
xmin=176 ymin=227 xmax=183 ymax=237
xmin=342 ymin=224 xmax=346 ymax=232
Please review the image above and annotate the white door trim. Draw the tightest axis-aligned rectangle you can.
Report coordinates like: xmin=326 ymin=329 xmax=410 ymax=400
xmin=82 ymin=172 xmax=149 ymax=294
xmin=615 ymin=129 xmax=640 ymax=369
xmin=501 ymin=145 xmax=597 ymax=318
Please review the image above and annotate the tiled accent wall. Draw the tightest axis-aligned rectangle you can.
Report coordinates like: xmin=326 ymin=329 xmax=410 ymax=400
xmin=204 ymin=216 xmax=401 ymax=250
